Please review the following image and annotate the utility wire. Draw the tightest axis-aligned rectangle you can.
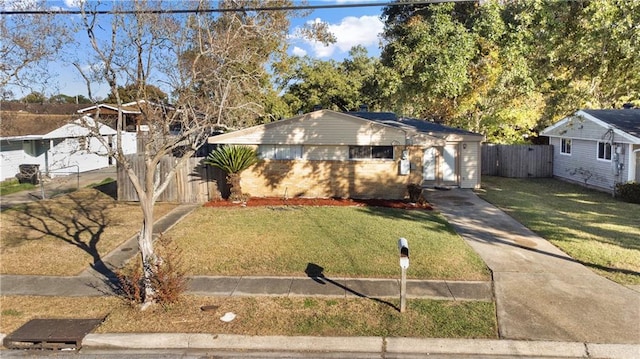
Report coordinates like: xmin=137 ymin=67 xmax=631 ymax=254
xmin=1 ymin=0 xmax=475 ymax=15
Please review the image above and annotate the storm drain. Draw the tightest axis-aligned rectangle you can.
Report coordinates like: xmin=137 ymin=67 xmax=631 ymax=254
xmin=3 ymin=318 xmax=103 ymax=350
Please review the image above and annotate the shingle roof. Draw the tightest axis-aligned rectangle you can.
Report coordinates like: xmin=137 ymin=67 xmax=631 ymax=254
xmin=348 ymin=111 xmax=482 ymax=137
xmin=582 ymin=109 xmax=640 ymax=139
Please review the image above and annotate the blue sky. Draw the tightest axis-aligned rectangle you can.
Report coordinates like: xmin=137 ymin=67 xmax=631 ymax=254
xmin=7 ymin=0 xmax=387 ymax=99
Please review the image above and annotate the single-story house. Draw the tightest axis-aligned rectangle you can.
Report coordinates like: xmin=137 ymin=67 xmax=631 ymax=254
xmin=0 ymin=116 xmax=136 ymax=181
xmin=207 ymin=110 xmax=484 ymax=199
xmin=540 ymin=109 xmax=640 ymax=191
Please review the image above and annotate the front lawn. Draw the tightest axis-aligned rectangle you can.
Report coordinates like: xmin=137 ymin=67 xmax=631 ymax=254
xmin=167 ymin=206 xmax=490 ymax=280
xmin=0 ymin=188 xmax=177 ymax=275
xmin=477 ymin=176 xmax=640 ymax=285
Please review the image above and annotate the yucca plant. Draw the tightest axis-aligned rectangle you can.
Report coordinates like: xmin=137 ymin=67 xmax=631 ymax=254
xmin=205 ymin=145 xmax=258 ymax=201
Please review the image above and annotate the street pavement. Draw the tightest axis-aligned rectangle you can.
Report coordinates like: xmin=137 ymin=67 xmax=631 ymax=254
xmin=0 ymin=181 xmax=639 ymax=358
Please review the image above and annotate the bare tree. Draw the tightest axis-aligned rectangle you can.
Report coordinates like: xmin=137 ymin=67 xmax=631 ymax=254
xmin=73 ymin=0 xmax=327 ymax=307
xmin=0 ymin=0 xmax=70 ymax=91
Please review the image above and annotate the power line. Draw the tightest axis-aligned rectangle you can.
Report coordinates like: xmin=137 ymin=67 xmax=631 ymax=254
xmin=1 ymin=1 xmax=475 ymax=15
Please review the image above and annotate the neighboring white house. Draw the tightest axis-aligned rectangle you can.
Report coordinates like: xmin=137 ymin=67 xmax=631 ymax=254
xmin=207 ymin=110 xmax=484 ymax=199
xmin=540 ymin=109 xmax=640 ymax=192
xmin=0 ymin=116 xmax=137 ymax=181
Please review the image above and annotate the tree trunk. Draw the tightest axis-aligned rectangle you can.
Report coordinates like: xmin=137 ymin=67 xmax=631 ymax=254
xmin=227 ymin=173 xmax=242 ymax=199
xmin=138 ymin=197 xmax=156 ymax=307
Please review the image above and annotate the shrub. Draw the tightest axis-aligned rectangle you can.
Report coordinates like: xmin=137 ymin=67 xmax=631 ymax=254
xmin=115 ymin=235 xmax=188 ymax=307
xmin=615 ymin=182 xmax=640 ymax=204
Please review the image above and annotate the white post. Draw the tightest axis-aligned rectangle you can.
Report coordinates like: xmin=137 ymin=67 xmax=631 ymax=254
xmin=400 ymin=266 xmax=407 ymax=313
xmin=398 ymin=237 xmax=409 ymax=313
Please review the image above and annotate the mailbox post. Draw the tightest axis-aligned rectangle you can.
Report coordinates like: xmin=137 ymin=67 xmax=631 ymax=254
xmin=398 ymin=238 xmax=409 ymax=313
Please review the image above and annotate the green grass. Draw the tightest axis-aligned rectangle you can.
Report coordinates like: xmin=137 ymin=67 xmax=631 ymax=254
xmin=86 ymin=177 xmax=115 ymax=188
xmin=477 ymin=176 xmax=640 ymax=285
xmin=0 ymin=179 xmax=35 ymax=196
xmin=168 ymin=206 xmax=490 ymax=280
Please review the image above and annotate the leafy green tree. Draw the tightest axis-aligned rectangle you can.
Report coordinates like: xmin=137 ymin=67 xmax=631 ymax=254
xmin=279 ymin=46 xmax=383 ymax=114
xmin=205 ymin=145 xmax=258 ymax=201
xmin=380 ymin=2 xmax=476 ymax=120
xmin=379 ymin=0 xmax=639 ymax=143
xmin=48 ymin=94 xmax=93 ymax=104
xmin=20 ymin=91 xmax=46 ymax=103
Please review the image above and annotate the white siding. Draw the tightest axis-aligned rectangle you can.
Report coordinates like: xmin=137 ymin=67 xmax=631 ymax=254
xmin=209 ymin=111 xmax=406 ymax=146
xmin=551 ymin=137 xmax=622 ymax=190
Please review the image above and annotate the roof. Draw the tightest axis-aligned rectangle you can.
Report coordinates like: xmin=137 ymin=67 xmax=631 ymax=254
xmin=43 ymin=116 xmax=116 ymax=139
xmin=349 ymin=111 xmax=483 ymax=138
xmin=77 ymin=103 xmax=141 ymax=114
xmin=581 ymin=109 xmax=640 ymax=139
xmin=541 ymin=109 xmax=640 ymax=144
xmin=208 ymin=110 xmax=482 ymax=146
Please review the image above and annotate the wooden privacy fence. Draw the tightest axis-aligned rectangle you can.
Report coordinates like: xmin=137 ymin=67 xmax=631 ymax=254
xmin=482 ymin=144 xmax=553 ymax=178
xmin=117 ymin=154 xmax=228 ymax=203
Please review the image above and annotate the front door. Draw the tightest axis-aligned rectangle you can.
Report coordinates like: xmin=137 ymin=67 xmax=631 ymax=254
xmin=423 ymin=145 xmax=458 ymax=186
xmin=442 ymin=144 xmax=457 ymax=185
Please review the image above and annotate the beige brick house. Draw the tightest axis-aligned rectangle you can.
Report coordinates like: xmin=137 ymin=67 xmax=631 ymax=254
xmin=207 ymin=110 xmax=484 ymax=199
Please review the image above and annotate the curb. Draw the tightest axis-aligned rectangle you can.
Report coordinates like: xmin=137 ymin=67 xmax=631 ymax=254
xmin=80 ymin=334 xmax=640 ymax=358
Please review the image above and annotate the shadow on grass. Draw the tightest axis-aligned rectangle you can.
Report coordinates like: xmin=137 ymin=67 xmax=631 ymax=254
xmin=305 ymin=262 xmax=400 ymax=312
xmin=8 ymin=190 xmax=121 ymax=285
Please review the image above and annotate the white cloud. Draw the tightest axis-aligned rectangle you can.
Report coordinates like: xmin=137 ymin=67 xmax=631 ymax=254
xmin=64 ymin=0 xmax=83 ymax=8
xmin=292 ymin=46 xmax=307 ymax=57
xmin=300 ymin=15 xmax=383 ymax=58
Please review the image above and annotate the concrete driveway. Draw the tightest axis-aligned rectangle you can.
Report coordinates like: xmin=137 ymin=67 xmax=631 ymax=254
xmin=1 ymin=166 xmax=117 ymax=210
xmin=425 ymin=188 xmax=640 ymax=344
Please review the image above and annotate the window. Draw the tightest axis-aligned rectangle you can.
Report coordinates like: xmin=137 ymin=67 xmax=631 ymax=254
xmin=258 ymin=145 xmax=302 ymax=160
xmin=560 ymin=138 xmax=571 ymax=155
xmin=597 ymin=142 xmax=611 ymax=160
xmin=348 ymin=146 xmax=394 ymax=159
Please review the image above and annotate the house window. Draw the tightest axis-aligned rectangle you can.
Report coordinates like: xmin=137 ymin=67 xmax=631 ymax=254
xmin=348 ymin=146 xmax=394 ymax=159
xmin=597 ymin=142 xmax=611 ymax=160
xmin=560 ymin=138 xmax=571 ymax=155
xmin=258 ymin=145 xmax=302 ymax=160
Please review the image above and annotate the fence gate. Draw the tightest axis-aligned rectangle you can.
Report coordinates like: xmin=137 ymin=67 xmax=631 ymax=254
xmin=482 ymin=144 xmax=553 ymax=178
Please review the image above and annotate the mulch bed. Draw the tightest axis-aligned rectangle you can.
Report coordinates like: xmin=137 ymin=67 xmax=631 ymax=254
xmin=204 ymin=197 xmax=432 ymax=210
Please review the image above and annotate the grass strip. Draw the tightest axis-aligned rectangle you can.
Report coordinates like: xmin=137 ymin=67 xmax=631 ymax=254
xmin=0 ymin=296 xmax=497 ymax=339
xmin=0 ymin=179 xmax=35 ymax=196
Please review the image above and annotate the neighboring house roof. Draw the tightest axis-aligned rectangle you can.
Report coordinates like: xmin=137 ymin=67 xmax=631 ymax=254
xmin=0 ymin=103 xmax=83 ymax=137
xmin=43 ymin=116 xmax=117 ymax=139
xmin=77 ymin=103 xmax=142 ymax=114
xmin=582 ymin=109 xmax=640 ymax=139
xmin=0 ymin=102 xmax=87 ymax=114
xmin=1 ymin=116 xmax=116 ymax=141
xmin=541 ymin=109 xmax=640 ymax=144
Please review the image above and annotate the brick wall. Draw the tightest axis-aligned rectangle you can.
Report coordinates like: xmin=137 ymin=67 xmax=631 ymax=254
xmin=238 ymin=146 xmax=424 ymax=199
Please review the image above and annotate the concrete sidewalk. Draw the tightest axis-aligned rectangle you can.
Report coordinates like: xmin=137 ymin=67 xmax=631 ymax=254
xmin=425 ymin=189 xmax=640 ymax=345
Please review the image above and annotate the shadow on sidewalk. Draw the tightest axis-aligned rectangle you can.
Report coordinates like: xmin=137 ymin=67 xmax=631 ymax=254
xmin=305 ymin=263 xmax=399 ymax=312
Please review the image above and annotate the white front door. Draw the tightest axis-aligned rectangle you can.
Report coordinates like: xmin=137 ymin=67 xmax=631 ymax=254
xmin=442 ymin=144 xmax=457 ymax=183
xmin=423 ymin=147 xmax=436 ymax=181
